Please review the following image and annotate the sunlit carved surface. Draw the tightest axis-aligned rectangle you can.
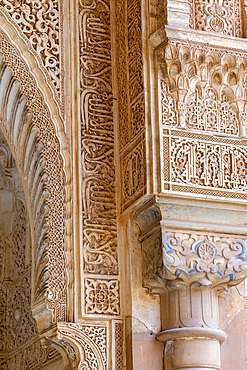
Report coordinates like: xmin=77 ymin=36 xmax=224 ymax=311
xmin=0 ymin=0 xmax=63 ymax=104
xmin=158 ymin=40 xmax=247 ymax=199
xmin=0 ymin=129 xmax=62 ymax=369
xmin=190 ymin=0 xmax=241 ymax=36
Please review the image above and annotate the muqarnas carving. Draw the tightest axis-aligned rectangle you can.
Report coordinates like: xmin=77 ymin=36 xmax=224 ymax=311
xmin=159 ymin=41 xmax=247 ymax=198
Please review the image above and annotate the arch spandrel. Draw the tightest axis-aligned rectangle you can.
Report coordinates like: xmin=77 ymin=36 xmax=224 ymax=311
xmin=0 ymin=25 xmax=71 ymax=330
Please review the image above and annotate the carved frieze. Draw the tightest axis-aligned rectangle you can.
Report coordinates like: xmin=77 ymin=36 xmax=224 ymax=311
xmin=0 ymin=0 xmax=63 ymax=103
xmin=121 ymin=133 xmax=146 ymax=211
xmin=172 ymin=132 xmax=247 ymax=192
xmin=79 ymin=0 xmax=121 ymax=319
xmin=189 ymin=0 xmax=242 ymax=36
xmin=116 ymin=0 xmax=147 ymax=212
xmin=79 ymin=0 xmax=118 ymax=277
xmin=158 ymin=40 xmax=247 ymax=199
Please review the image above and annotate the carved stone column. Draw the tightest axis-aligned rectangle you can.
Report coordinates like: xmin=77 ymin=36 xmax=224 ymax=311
xmin=134 ymin=199 xmax=247 ymax=370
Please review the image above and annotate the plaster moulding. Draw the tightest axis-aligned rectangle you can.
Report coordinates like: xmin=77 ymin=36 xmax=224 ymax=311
xmin=43 ymin=321 xmax=117 ymax=370
xmin=149 ymin=26 xmax=247 ymax=204
xmin=0 ymin=24 xmax=71 ymax=328
xmin=0 ymin=1 xmax=64 ymax=107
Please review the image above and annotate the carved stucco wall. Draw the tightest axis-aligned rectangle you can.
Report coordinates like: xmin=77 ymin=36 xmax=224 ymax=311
xmin=2 ymin=0 xmax=247 ymax=368
xmin=116 ymin=0 xmax=147 ymax=213
xmin=0 ymin=130 xmax=63 ymax=369
xmin=0 ymin=0 xmax=126 ymax=367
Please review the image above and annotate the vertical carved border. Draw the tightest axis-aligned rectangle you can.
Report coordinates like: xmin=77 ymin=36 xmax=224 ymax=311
xmin=114 ymin=321 xmax=124 ymax=370
xmin=115 ymin=0 xmax=147 ymax=212
xmin=78 ymin=0 xmax=120 ymax=317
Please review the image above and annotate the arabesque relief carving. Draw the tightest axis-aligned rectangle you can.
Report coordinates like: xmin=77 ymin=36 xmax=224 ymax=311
xmin=163 ymin=232 xmax=247 ymax=284
xmin=0 ymin=0 xmax=63 ymax=102
xmin=159 ymin=230 xmax=247 ymax=331
xmin=137 ymin=211 xmax=247 ymax=333
xmin=116 ymin=0 xmax=146 ymax=212
xmin=56 ymin=322 xmax=107 ymax=370
xmin=0 ymin=31 xmax=67 ymax=322
xmin=158 ymin=40 xmax=247 ymax=198
xmin=85 ymin=278 xmax=120 ymax=315
xmin=0 ymin=149 xmax=62 ymax=368
xmin=79 ymin=0 xmax=118 ymax=278
xmin=189 ymin=0 xmax=242 ymax=36
xmin=171 ymin=136 xmax=247 ymax=191
xmin=79 ymin=0 xmax=121 ymax=319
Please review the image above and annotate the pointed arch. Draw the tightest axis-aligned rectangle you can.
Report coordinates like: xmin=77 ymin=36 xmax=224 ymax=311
xmin=0 ymin=21 xmax=71 ymax=329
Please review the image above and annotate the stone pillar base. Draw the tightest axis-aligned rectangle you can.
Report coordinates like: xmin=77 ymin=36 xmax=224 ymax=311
xmin=156 ymin=328 xmax=227 ymax=370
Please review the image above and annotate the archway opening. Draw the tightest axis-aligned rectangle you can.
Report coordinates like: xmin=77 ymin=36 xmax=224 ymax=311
xmin=0 ymin=128 xmax=63 ymax=369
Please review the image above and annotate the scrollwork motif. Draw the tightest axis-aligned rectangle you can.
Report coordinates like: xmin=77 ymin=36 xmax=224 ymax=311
xmin=162 ymin=231 xmax=247 ymax=284
xmin=79 ymin=0 xmax=118 ymax=276
xmin=189 ymin=0 xmax=241 ymax=36
xmin=85 ymin=278 xmax=120 ymax=315
xmin=57 ymin=322 xmax=107 ymax=370
xmin=0 ymin=0 xmax=62 ymax=100
xmin=116 ymin=0 xmax=146 ymax=211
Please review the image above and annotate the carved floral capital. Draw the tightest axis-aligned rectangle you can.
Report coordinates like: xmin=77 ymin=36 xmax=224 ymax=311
xmin=162 ymin=231 xmax=247 ymax=287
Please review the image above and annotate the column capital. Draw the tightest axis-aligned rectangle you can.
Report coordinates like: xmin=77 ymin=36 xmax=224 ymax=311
xmin=162 ymin=230 xmax=247 ymax=288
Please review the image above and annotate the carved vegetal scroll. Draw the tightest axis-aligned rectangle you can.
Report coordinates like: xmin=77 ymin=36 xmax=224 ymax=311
xmin=79 ymin=0 xmax=117 ymax=276
xmin=0 ymin=30 xmax=68 ymax=323
xmin=79 ymin=0 xmax=121 ymax=318
xmin=158 ymin=40 xmax=247 ymax=199
xmin=116 ymin=0 xmax=147 ymax=212
xmin=189 ymin=0 xmax=242 ymax=36
xmin=159 ymin=229 xmax=247 ymax=332
xmin=0 ymin=0 xmax=63 ymax=104
xmin=134 ymin=202 xmax=247 ymax=344
xmin=162 ymin=231 xmax=247 ymax=285
xmin=47 ymin=323 xmax=108 ymax=370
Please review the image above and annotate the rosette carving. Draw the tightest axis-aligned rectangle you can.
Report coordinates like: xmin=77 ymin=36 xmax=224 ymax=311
xmin=162 ymin=232 xmax=247 ymax=286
